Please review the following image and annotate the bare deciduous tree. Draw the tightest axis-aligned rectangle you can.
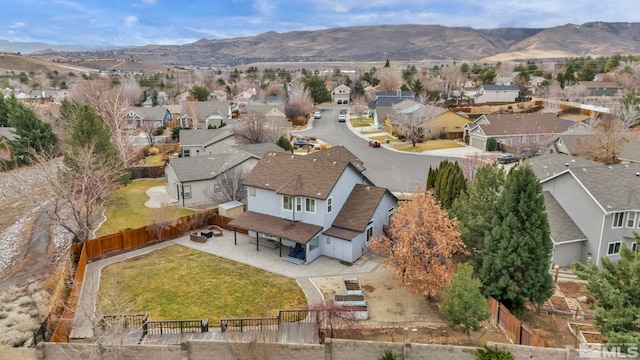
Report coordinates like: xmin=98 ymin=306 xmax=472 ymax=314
xmin=308 ymin=301 xmax=364 ymax=342
xmin=377 ymin=67 xmax=402 ymax=91
xmin=147 ymin=203 xmax=179 ymax=241
xmin=234 ymin=110 xmax=287 ymax=144
xmin=205 ymin=167 xmax=249 ymax=205
xmin=390 ymin=102 xmax=440 ymax=147
xmin=583 ymin=114 xmax=635 ymax=164
xmin=459 ymin=154 xmax=486 ymax=182
xmin=285 ymin=82 xmax=314 ymax=121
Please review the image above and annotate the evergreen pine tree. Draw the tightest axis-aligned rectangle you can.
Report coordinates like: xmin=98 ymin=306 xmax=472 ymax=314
xmin=480 ymin=165 xmax=554 ymax=311
xmin=434 ymin=161 xmax=467 ymax=210
xmin=450 ymin=163 xmax=505 ymax=270
xmin=7 ymin=100 xmax=58 ymax=163
xmin=64 ymin=104 xmax=120 ymax=170
xmin=384 ymin=59 xmax=390 ymax=68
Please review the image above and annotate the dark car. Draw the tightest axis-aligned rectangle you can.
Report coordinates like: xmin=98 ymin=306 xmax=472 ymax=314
xmin=497 ymin=153 xmax=520 ymax=164
xmin=368 ymin=140 xmax=381 ymax=148
xmin=293 ymin=139 xmax=314 ymax=148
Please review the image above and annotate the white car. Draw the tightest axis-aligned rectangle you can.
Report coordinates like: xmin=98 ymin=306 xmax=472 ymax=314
xmin=314 ymin=111 xmax=321 ymax=119
xmin=338 ymin=114 xmax=346 ymax=122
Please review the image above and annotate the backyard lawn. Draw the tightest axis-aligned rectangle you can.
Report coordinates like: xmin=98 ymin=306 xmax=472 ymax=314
xmin=96 ymin=179 xmax=195 ymax=237
xmin=369 ymin=134 xmax=400 ymax=143
xmin=144 ymin=154 xmax=166 ymax=166
xmin=349 ymin=117 xmax=373 ymax=128
xmin=98 ymin=245 xmax=307 ymax=322
xmin=392 ymin=140 xmax=463 ymax=152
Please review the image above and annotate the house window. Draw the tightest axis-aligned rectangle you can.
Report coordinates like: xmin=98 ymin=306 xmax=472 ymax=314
xmin=613 ymin=212 xmax=624 ymax=228
xmin=387 ymin=208 xmax=395 ymax=224
xmin=633 ymin=243 xmax=638 ymax=252
xmin=248 ymin=187 xmax=256 ymax=197
xmin=295 ymin=197 xmax=303 ymax=212
xmin=558 ymin=138 xmax=563 ymax=146
xmin=282 ymin=196 xmax=292 ymax=211
xmin=327 ymin=197 xmax=333 ymax=213
xmin=627 ymin=212 xmax=637 ymax=228
xmin=519 ymin=136 xmax=525 ymax=143
xmin=182 ymin=185 xmax=191 ymax=199
xmin=309 ymin=236 xmax=319 ymax=251
xmin=183 ymin=149 xmax=190 ymax=157
xmin=366 ymin=220 xmax=374 ymax=242
xmin=305 ymin=198 xmax=316 ymax=213
xmin=607 ymin=242 xmax=621 ymax=255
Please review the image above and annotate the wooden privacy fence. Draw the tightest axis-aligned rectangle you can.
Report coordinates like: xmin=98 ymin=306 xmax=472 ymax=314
xmin=128 ymin=166 xmax=165 ymax=179
xmin=488 ymin=297 xmax=549 ymax=348
xmin=50 ymin=211 xmax=243 ymax=342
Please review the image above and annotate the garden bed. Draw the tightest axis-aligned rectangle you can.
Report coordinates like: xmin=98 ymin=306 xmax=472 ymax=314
xmin=343 ymin=277 xmax=362 ymax=295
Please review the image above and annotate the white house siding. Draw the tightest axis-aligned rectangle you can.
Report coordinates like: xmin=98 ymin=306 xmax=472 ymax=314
xmin=321 ymin=237 xmax=352 ymax=262
xmin=542 ymin=174 xmax=604 ymax=264
xmin=469 ymin=135 xmax=486 ymax=150
xmin=165 ymin=165 xmax=180 ymax=201
xmin=475 ymin=90 xmax=519 ymax=104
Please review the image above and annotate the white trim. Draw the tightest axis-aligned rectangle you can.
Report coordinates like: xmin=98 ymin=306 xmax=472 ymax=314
xmin=607 ymin=241 xmax=621 ymax=255
xmin=305 ymin=198 xmax=316 ymax=214
xmin=596 ymin=214 xmax=605 ymax=267
xmin=627 ymin=211 xmax=637 ymax=228
xmin=552 ymin=238 xmax=588 ymax=245
xmin=282 ymin=195 xmax=293 ymax=211
xmin=612 ymin=212 xmax=624 ymax=229
xmin=327 ymin=197 xmax=333 ymax=213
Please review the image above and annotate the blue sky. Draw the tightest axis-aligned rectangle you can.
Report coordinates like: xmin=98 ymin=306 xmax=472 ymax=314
xmin=1 ymin=0 xmax=638 ymax=47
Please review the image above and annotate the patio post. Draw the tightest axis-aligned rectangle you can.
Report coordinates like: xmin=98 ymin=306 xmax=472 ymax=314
xmin=233 ymin=227 xmax=237 ymax=245
xmin=256 ymin=233 xmax=259 ymax=251
xmin=279 ymin=238 xmax=282 ymax=257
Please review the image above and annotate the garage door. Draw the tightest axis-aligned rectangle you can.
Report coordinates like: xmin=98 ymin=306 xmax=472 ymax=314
xmin=470 ymin=136 xmax=486 ymax=150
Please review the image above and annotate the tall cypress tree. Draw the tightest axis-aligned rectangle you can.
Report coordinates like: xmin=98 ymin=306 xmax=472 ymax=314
xmin=7 ymin=100 xmax=58 ymax=163
xmin=480 ymin=165 xmax=554 ymax=312
xmin=64 ymin=104 xmax=120 ymax=169
xmin=435 ymin=161 xmax=467 ymax=210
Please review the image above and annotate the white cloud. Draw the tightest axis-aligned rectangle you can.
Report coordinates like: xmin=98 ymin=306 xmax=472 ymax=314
xmin=8 ymin=22 xmax=26 ymax=28
xmin=124 ymin=16 xmax=138 ymax=27
xmin=141 ymin=0 xmax=156 ymax=4
xmin=253 ymin=0 xmax=275 ymax=14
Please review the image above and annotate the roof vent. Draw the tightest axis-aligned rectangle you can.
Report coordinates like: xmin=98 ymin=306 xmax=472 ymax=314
xmin=624 ymin=164 xmax=629 ymax=169
xmin=291 ymin=155 xmax=295 ymax=159
xmin=636 ymin=172 xmax=640 ymax=177
xmin=265 ymin=183 xmax=269 ymax=187
xmin=571 ymin=159 xmax=576 ymax=162
xmin=582 ymin=168 xmax=587 ymax=172
xmin=608 ymin=166 xmax=613 ymax=170
xmin=313 ymin=159 xmax=317 ymax=162
xmin=333 ymin=161 xmax=337 ymax=165
xmin=565 ymin=163 xmax=569 ymax=167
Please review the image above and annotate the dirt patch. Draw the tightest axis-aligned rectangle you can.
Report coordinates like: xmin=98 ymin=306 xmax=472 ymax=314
xmin=558 ymin=282 xmax=593 ymax=301
xmin=310 ymin=266 xmax=443 ymax=325
xmin=347 ymin=324 xmax=509 ymax=346
xmin=549 ymin=296 xmax=570 ymax=312
xmin=526 ymin=310 xmax=581 ymax=348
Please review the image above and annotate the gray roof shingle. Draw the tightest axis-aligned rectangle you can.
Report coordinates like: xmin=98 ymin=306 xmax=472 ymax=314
xmin=179 ymin=128 xmax=233 ymax=147
xmin=168 ymin=152 xmax=252 ymax=182
xmin=543 ymin=192 xmax=587 ymax=244
xmin=477 ymin=113 xmax=571 ymax=137
xmin=569 ymin=163 xmax=640 ymax=213
xmin=227 ymin=211 xmax=322 ymax=244
xmin=526 ymin=154 xmax=600 ymax=181
xmin=331 ymin=184 xmax=388 ymax=232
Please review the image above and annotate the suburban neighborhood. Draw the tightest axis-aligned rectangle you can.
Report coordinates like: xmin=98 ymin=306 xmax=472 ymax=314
xmin=1 ymin=14 xmax=640 ymax=360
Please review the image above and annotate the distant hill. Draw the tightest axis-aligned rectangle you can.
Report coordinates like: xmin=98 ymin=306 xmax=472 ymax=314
xmin=0 ymin=39 xmax=82 ymax=54
xmin=28 ymin=22 xmax=640 ymax=67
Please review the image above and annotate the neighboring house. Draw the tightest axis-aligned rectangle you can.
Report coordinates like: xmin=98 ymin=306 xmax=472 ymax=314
xmin=228 ymin=146 xmax=397 ymax=264
xmin=178 ymin=128 xmax=235 ymax=157
xmin=472 ymin=85 xmax=520 ymax=104
xmin=332 ymin=84 xmax=351 ymax=104
xmin=618 ymin=136 xmax=640 ymax=164
xmin=371 ymin=91 xmax=417 ymax=127
xmin=575 ymin=81 xmax=619 ymax=97
xmin=464 ymin=112 xmax=571 ymax=152
xmin=495 ymin=72 xmax=519 ymax=86
xmin=165 ymin=143 xmax=283 ymax=208
xmin=422 ymin=111 xmax=472 ymax=140
xmin=180 ymin=100 xmax=232 ymax=129
xmin=549 ymin=123 xmax=598 ymax=156
xmin=527 ymin=154 xmax=640 ymax=267
xmin=210 ymin=89 xmax=228 ymax=101
xmin=126 ymin=106 xmax=173 ymax=130
xmin=233 ymin=88 xmax=257 ymax=112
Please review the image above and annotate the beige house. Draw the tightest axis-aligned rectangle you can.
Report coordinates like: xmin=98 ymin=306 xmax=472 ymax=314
xmin=332 ymin=84 xmax=351 ymax=104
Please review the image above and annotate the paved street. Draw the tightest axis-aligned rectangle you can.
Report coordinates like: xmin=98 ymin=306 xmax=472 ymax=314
xmin=292 ymin=105 xmax=454 ymax=193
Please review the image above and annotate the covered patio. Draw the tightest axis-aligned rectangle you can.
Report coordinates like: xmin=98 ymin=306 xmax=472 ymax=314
xmin=227 ymin=211 xmax=323 ymax=264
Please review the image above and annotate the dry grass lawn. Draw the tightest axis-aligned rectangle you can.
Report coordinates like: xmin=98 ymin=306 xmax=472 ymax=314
xmin=392 ymin=140 xmax=463 ymax=152
xmin=369 ymin=135 xmax=400 ymax=143
xmin=98 ymin=245 xmax=307 ymax=322
xmin=350 ymin=118 xmax=373 ymax=128
xmin=96 ymin=179 xmax=195 ymax=237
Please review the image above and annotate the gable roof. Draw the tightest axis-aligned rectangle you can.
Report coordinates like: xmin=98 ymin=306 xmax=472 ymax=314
xmin=543 ymin=191 xmax=587 ymax=244
xmin=306 ymin=145 xmax=365 ymax=171
xmin=526 ymin=153 xmax=601 ymax=182
xmin=129 ymin=106 xmax=169 ymax=120
xmin=179 ymin=129 xmax=223 ymax=147
xmin=168 ymin=152 xmax=252 ymax=182
xmin=568 ymin=163 xmax=640 ymax=213
xmin=227 ymin=211 xmax=322 ymax=244
xmin=331 ymin=184 xmax=388 ymax=233
xmin=619 ymin=137 xmax=640 ymax=163
xmin=181 ymin=100 xmax=230 ymax=118
xmin=474 ymin=113 xmax=571 ymax=137
xmin=554 ymin=123 xmax=599 ymax=155
xmin=480 ymin=84 xmax=520 ymax=91
xmin=243 ymin=149 xmax=368 ymax=200
xmin=578 ymin=81 xmax=618 ymax=89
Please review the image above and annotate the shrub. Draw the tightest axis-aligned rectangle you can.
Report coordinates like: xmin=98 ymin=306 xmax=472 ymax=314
xmin=486 ymin=138 xmax=498 ymax=151
xmin=276 ymin=136 xmax=293 ymax=153
xmin=476 ymin=345 xmax=514 ymax=360
xmin=153 ymin=126 xmax=166 ymax=136
xmin=148 ymin=147 xmax=160 ymax=155
xmin=378 ymin=349 xmax=398 ymax=360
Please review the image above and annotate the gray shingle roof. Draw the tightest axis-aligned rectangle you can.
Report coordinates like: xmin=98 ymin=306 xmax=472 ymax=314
xmin=555 ymin=125 xmax=598 ymax=156
xmin=227 ymin=211 xmax=322 ymax=244
xmin=307 ymin=146 xmax=365 ymax=171
xmin=168 ymin=152 xmax=251 ymax=182
xmin=569 ymin=163 xmax=640 ymax=213
xmin=526 ymin=154 xmax=600 ymax=181
xmin=181 ymin=100 xmax=230 ymax=118
xmin=129 ymin=106 xmax=168 ymax=120
xmin=231 ymin=143 xmax=285 ymax=159
xmin=543 ymin=192 xmax=587 ymax=244
xmin=619 ymin=137 xmax=640 ymax=163
xmin=481 ymin=85 xmax=520 ymax=91
xmin=179 ymin=128 xmax=232 ymax=147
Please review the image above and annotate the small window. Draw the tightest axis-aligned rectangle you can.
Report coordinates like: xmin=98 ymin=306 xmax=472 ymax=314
xmin=183 ymin=149 xmax=190 ymax=157
xmin=182 ymin=185 xmax=191 ymax=199
xmin=613 ymin=212 xmax=624 ymax=228
xmin=327 ymin=197 xmax=332 ymax=213
xmin=627 ymin=212 xmax=637 ymax=228
xmin=607 ymin=242 xmax=621 ymax=255
xmin=633 ymin=242 xmax=638 ymax=252
xmin=295 ymin=197 xmax=303 ymax=212
xmin=305 ymin=198 xmax=316 ymax=213
xmin=282 ymin=196 xmax=292 ymax=211
xmin=248 ymin=187 xmax=256 ymax=197
xmin=366 ymin=220 xmax=374 ymax=242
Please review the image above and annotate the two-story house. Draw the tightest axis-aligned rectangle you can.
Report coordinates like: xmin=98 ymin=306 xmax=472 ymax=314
xmin=332 ymin=84 xmax=351 ymax=104
xmin=178 ymin=128 xmax=235 ymax=157
xmin=228 ymin=147 xmax=397 ymax=265
xmin=126 ymin=106 xmax=173 ymax=130
xmin=527 ymin=154 xmax=640 ymax=267
xmin=471 ymin=85 xmax=520 ymax=104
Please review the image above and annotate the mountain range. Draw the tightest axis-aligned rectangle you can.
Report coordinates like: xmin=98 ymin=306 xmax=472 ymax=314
xmin=9 ymin=22 xmax=640 ymax=67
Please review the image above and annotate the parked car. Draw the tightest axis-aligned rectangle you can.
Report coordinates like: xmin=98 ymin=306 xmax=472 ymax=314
xmin=293 ymin=139 xmax=314 ymax=148
xmin=368 ymin=140 xmax=381 ymax=148
xmin=497 ymin=153 xmax=520 ymax=164
xmin=338 ymin=114 xmax=346 ymax=122
xmin=314 ymin=111 xmax=321 ymax=119
xmin=337 ymin=100 xmax=343 ymax=104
